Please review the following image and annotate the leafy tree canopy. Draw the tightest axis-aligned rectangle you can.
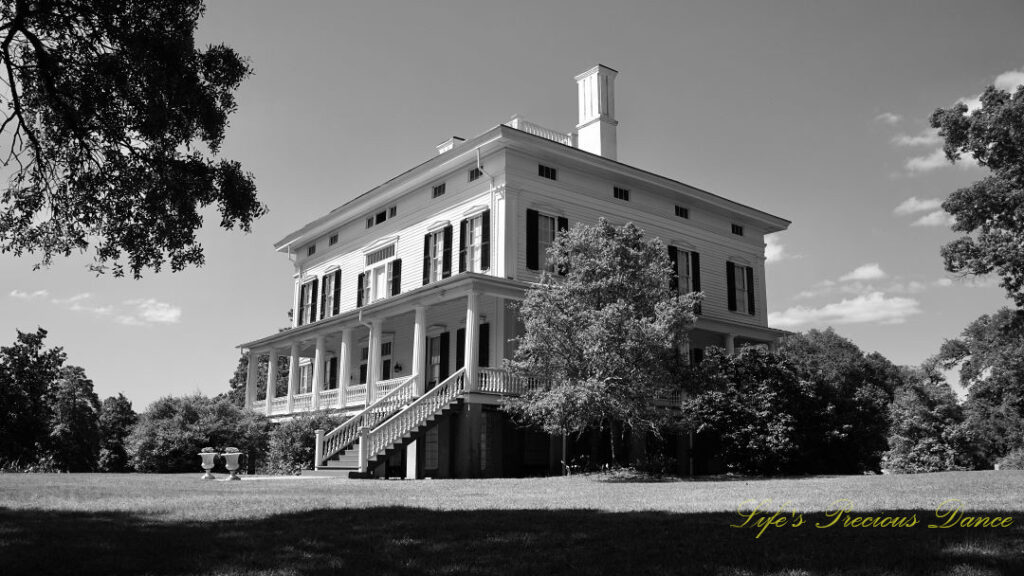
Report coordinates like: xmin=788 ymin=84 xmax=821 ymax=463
xmin=931 ymin=84 xmax=1024 ymax=306
xmin=0 ymin=327 xmax=65 ymax=465
xmin=504 ymin=219 xmax=699 ymax=449
xmin=98 ymin=392 xmax=136 ymax=472
xmin=45 ymin=364 xmax=100 ymax=471
xmin=0 ymin=0 xmax=264 ymax=277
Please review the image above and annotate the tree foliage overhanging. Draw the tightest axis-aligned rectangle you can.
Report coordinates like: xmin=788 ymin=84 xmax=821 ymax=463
xmin=0 ymin=0 xmax=264 ymax=277
xmin=931 ymin=84 xmax=1024 ymax=307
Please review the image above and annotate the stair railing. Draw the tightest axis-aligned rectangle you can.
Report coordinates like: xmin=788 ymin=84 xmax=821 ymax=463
xmin=319 ymin=374 xmax=417 ymax=464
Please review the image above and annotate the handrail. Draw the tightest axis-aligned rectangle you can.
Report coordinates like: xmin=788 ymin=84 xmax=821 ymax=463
xmin=319 ymin=374 xmax=417 ymax=463
xmin=365 ymin=369 xmax=466 ymax=459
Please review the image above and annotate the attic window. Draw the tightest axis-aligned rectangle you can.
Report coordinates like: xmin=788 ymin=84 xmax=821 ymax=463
xmin=538 ymin=164 xmax=557 ymax=180
xmin=365 ymin=206 xmax=397 ymax=229
xmin=731 ymin=224 xmax=744 ymax=236
xmin=469 ymin=167 xmax=482 ymax=181
xmin=307 ymin=245 xmax=316 ymax=257
xmin=613 ymin=187 xmax=629 ymax=201
xmin=432 ymin=183 xmax=446 ymax=198
xmin=329 ymin=234 xmax=338 ymax=246
xmin=675 ymin=206 xmax=689 ymax=219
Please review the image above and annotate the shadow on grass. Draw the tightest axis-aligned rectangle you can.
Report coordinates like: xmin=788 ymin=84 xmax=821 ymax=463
xmin=1 ymin=506 xmax=1021 ymax=575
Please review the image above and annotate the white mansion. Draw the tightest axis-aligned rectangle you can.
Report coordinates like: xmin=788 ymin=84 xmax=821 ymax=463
xmin=239 ymin=65 xmax=790 ymax=478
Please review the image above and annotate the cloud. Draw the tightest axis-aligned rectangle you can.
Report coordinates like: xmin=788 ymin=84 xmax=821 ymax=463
xmin=959 ymin=68 xmax=1024 ymax=113
xmin=765 ymin=236 xmax=798 ymax=264
xmin=894 ymin=196 xmax=943 ymax=215
xmin=875 ymin=112 xmax=902 ymax=125
xmin=935 ymin=278 xmax=954 ymax=287
xmin=769 ymin=292 xmax=922 ymax=329
xmin=51 ymin=293 xmax=92 ymax=305
xmin=123 ymin=299 xmax=182 ymax=324
xmin=892 ymin=128 xmax=942 ymax=147
xmin=911 ymin=210 xmax=955 ymax=227
xmin=905 ymin=149 xmax=950 ymax=172
xmin=886 ymin=281 xmax=928 ymax=294
xmin=839 ymin=263 xmax=886 ymax=282
xmin=10 ymin=289 xmax=50 ymax=299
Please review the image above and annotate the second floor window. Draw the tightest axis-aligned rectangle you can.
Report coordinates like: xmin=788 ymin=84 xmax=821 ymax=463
xmin=459 ymin=210 xmax=491 ymax=273
xmin=297 ymin=278 xmax=318 ymax=326
xmin=668 ymin=246 xmax=702 ymax=313
xmin=727 ymin=262 xmax=755 ymax=315
xmin=358 ymin=246 xmax=402 ymax=307
xmin=526 ymin=209 xmax=568 ymax=273
xmin=319 ymin=269 xmax=341 ymax=319
xmin=422 ymin=225 xmax=453 ymax=284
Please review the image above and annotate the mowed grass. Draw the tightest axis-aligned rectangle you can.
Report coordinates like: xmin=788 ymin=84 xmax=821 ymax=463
xmin=1 ymin=471 xmax=1022 ymax=575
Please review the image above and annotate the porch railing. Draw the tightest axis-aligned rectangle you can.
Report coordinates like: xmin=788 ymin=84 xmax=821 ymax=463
xmin=292 ymin=392 xmax=312 ymax=412
xmin=505 ymin=116 xmax=574 ymax=146
xmin=318 ymin=388 xmax=339 ymax=408
xmin=478 ymin=367 xmax=548 ymax=395
xmin=319 ymin=374 xmax=417 ymax=464
xmin=375 ymin=376 xmax=409 ymax=399
xmin=346 ymin=384 xmax=367 ymax=407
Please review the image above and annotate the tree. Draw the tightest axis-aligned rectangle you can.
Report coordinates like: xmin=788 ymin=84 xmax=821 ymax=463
xmin=98 ymin=393 xmax=136 ymax=472
xmin=127 ymin=394 xmax=269 ymax=472
xmin=0 ymin=327 xmax=65 ymax=466
xmin=44 ymin=365 xmax=101 ymax=471
xmin=777 ymin=328 xmax=898 ymax=473
xmin=264 ymin=411 xmax=343 ymax=475
xmin=0 ymin=1 xmax=264 ymax=277
xmin=930 ymin=83 xmax=1024 ymax=307
xmin=224 ymin=352 xmax=289 ymax=409
xmin=682 ymin=347 xmax=807 ymax=475
xmin=938 ymin=308 xmax=1024 ymax=466
xmin=883 ymin=362 xmax=970 ymax=473
xmin=503 ymin=219 xmax=699 ymax=464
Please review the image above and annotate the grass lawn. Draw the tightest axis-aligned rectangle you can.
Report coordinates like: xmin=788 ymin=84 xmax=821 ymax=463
xmin=1 ymin=471 xmax=1022 ymax=575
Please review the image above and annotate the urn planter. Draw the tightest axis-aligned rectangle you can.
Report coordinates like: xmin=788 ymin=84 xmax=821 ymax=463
xmin=223 ymin=449 xmax=243 ymax=480
xmin=198 ymin=452 xmax=218 ymax=480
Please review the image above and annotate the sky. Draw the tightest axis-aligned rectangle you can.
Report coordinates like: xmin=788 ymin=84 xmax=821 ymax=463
xmin=2 ymin=0 xmax=1021 ymax=409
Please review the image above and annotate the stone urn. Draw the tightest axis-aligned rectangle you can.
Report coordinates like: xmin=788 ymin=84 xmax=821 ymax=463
xmin=198 ymin=449 xmax=218 ymax=480
xmin=222 ymin=447 xmax=243 ymax=480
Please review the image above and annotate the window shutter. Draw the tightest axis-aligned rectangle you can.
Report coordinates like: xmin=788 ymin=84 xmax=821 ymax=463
xmin=332 ymin=270 xmax=341 ymax=315
xmin=726 ymin=262 xmax=737 ymax=311
xmin=328 ymin=357 xmax=338 ymax=389
xmin=481 ymin=209 xmax=491 ymax=271
xmin=356 ymin=273 xmax=365 ymax=308
xmin=668 ymin=246 xmax=679 ymax=293
xmin=455 ymin=328 xmax=466 ymax=369
xmin=309 ymin=278 xmax=319 ymax=322
xmin=439 ymin=332 xmax=450 ymax=379
xmin=746 ymin=266 xmax=756 ymax=315
xmin=478 ymin=323 xmax=489 ymax=367
xmin=557 ymin=217 xmax=569 ymax=233
xmin=423 ymin=234 xmax=431 ymax=285
xmin=298 ymin=284 xmax=308 ymax=326
xmin=319 ymin=276 xmax=327 ymax=320
xmin=691 ymin=252 xmax=702 ymax=314
xmin=459 ymin=219 xmax=468 ymax=273
xmin=442 ymin=225 xmax=453 ymax=278
xmin=391 ymin=259 xmax=402 ymax=296
xmin=692 ymin=348 xmax=704 ymax=365
xmin=526 ymin=209 xmax=539 ymax=270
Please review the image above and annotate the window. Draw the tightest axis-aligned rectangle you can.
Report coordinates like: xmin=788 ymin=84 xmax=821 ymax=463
xmin=306 ymin=245 xmax=316 ymax=257
xmin=319 ymin=269 xmax=341 ymax=319
xmin=459 ymin=211 xmax=490 ymax=274
xmin=432 ymin=183 xmax=446 ymax=198
xmin=380 ymin=341 xmax=393 ymax=380
xmin=329 ymin=234 xmax=338 ymax=246
xmin=423 ymin=225 xmax=453 ymax=284
xmin=675 ymin=205 xmax=689 ymax=219
xmin=427 ymin=335 xmax=443 ymax=390
xmin=538 ymin=164 xmax=557 ymax=180
xmin=366 ymin=244 xmax=395 ymax=265
xmin=613 ymin=187 xmax=630 ymax=201
xmin=727 ymin=262 xmax=755 ymax=315
xmin=526 ymin=209 xmax=568 ymax=272
xmin=358 ymin=246 xmax=401 ymax=306
xmin=389 ymin=206 xmax=397 ymax=218
xmin=375 ymin=211 xmax=387 ymax=225
xmin=297 ymin=279 xmax=318 ymax=326
xmin=365 ymin=206 xmax=397 ymax=229
xmin=359 ymin=346 xmax=369 ymax=384
xmin=668 ymin=246 xmax=701 ymax=314
xmin=366 ymin=217 xmax=373 ymax=229
xmin=469 ymin=167 xmax=482 ymax=181
xmin=732 ymin=224 xmax=744 ymax=236
xmin=299 ymin=363 xmax=313 ymax=394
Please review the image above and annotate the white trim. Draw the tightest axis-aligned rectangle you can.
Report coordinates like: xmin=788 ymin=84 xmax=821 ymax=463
xmin=461 ymin=204 xmax=490 ymax=218
xmin=361 ymin=235 xmax=400 ymax=253
xmin=426 ymin=220 xmax=451 ymax=233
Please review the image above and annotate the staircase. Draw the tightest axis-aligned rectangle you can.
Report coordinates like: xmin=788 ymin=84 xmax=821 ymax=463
xmin=315 ymin=369 xmax=467 ymax=474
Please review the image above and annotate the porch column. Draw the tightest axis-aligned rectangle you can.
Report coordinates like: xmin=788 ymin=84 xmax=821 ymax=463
xmin=412 ymin=306 xmax=427 ymax=395
xmin=465 ymin=291 xmax=480 ymax=391
xmin=725 ymin=333 xmax=736 ymax=355
xmin=312 ymin=334 xmax=326 ymax=411
xmin=245 ymin=349 xmax=258 ymax=409
xmin=265 ymin=351 xmax=279 ymax=416
xmin=339 ymin=328 xmax=353 ymax=408
xmin=287 ymin=342 xmax=300 ymax=413
xmin=367 ymin=319 xmax=382 ymax=403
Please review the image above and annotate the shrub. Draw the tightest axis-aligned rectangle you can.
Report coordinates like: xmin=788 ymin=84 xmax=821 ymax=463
xmin=263 ymin=411 xmax=344 ymax=475
xmin=127 ymin=394 xmax=270 ymax=472
xmin=997 ymin=448 xmax=1024 ymax=470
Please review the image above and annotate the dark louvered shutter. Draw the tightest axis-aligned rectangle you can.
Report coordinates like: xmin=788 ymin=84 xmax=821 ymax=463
xmin=423 ymin=234 xmax=431 ymax=285
xmin=668 ymin=246 xmax=679 ymax=293
xmin=442 ymin=225 xmax=453 ymax=278
xmin=328 ymin=357 xmax=338 ymax=389
xmin=691 ymin=252 xmax=702 ymax=314
xmin=439 ymin=332 xmax=450 ymax=379
xmin=526 ymin=209 xmax=539 ymax=270
xmin=556 ymin=217 xmax=570 ymax=276
xmin=391 ymin=259 xmax=402 ymax=296
xmin=455 ymin=328 xmax=466 ymax=369
xmin=332 ymin=270 xmax=341 ymax=315
xmin=746 ymin=267 xmax=756 ymax=315
xmin=356 ymin=273 xmax=365 ymax=308
xmin=478 ymin=323 xmax=489 ymax=367
xmin=726 ymin=262 xmax=737 ymax=311
xmin=693 ymin=348 xmax=704 ymax=365
xmin=319 ymin=276 xmax=327 ymax=320
xmin=309 ymin=278 xmax=319 ymax=322
xmin=298 ymin=284 xmax=308 ymax=326
xmin=459 ymin=219 xmax=468 ymax=273
xmin=481 ymin=210 xmax=491 ymax=271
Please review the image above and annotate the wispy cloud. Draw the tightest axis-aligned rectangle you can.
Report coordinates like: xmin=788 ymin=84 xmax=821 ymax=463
xmin=10 ymin=289 xmax=49 ymax=300
xmin=769 ymin=292 xmax=922 ymax=329
xmin=892 ymin=128 xmax=941 ymax=147
xmin=875 ymin=112 xmax=902 ymax=125
xmin=894 ymin=196 xmax=943 ymax=215
xmin=765 ymin=236 xmax=798 ymax=264
xmin=912 ymin=210 xmax=955 ymax=227
xmin=905 ymin=148 xmax=950 ymax=172
xmin=960 ymin=68 xmax=1024 ymax=112
xmin=123 ymin=299 xmax=182 ymax=324
xmin=840 ymin=263 xmax=886 ymax=282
